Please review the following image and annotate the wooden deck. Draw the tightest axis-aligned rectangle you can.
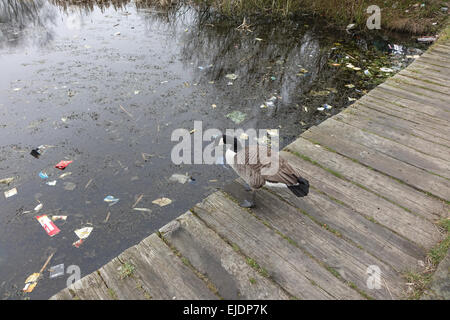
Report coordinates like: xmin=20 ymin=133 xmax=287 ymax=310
xmin=51 ymin=39 xmax=450 ymax=300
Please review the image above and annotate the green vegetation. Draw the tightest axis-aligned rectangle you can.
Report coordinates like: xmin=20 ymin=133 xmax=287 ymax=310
xmin=119 ymin=261 xmax=136 ymax=279
xmin=135 ymin=282 xmax=153 ymax=299
xmin=429 ymin=219 xmax=450 ymax=266
xmin=108 ymin=288 xmax=118 ymax=299
xmin=439 ymin=24 xmax=450 ymax=41
xmin=192 ymin=0 xmax=448 ymax=33
xmin=51 ymin=0 xmax=448 ymax=34
xmin=246 ymin=257 xmax=269 ymax=278
xmin=404 ymin=271 xmax=433 ymax=299
xmin=404 ymin=218 xmax=449 ymax=299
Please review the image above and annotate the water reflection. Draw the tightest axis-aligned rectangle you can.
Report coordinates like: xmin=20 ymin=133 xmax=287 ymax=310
xmin=51 ymin=0 xmax=130 ymax=12
xmin=0 ymin=0 xmax=186 ymax=49
xmin=178 ymin=17 xmax=367 ymax=130
xmin=0 ymin=0 xmax=57 ymax=48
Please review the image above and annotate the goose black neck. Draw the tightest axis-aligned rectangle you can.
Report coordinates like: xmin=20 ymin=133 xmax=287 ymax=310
xmin=223 ymin=135 xmax=239 ymax=153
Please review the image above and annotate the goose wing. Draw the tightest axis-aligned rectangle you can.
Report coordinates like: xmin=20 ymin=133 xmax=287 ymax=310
xmin=233 ymin=145 xmax=300 ymax=188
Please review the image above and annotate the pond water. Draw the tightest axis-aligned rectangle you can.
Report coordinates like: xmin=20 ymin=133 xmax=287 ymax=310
xmin=0 ymin=0 xmax=428 ymax=299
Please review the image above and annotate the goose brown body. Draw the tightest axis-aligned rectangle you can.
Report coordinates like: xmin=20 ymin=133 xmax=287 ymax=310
xmin=228 ymin=145 xmax=302 ymax=189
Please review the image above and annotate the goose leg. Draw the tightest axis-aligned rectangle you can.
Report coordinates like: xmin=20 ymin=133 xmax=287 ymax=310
xmin=240 ymin=189 xmax=255 ymax=208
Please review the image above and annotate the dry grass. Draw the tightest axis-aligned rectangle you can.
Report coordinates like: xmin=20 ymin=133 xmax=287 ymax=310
xmin=192 ymin=0 xmax=449 ymax=34
xmin=48 ymin=0 xmax=448 ymax=33
xmin=404 ymin=218 xmax=450 ymax=299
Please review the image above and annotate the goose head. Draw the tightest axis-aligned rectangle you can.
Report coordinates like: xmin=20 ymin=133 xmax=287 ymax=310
xmin=219 ymin=134 xmax=240 ymax=153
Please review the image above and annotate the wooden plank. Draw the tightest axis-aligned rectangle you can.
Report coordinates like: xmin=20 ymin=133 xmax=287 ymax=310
xmin=425 ymin=44 xmax=450 ymax=56
xmin=416 ymin=56 xmax=450 ymax=72
xmin=420 ymin=48 xmax=450 ymax=64
xmin=286 ymin=137 xmax=449 ymax=220
xmin=410 ymin=61 xmax=450 ymax=81
xmin=431 ymin=45 xmax=450 ymax=56
xmin=345 ymin=103 xmax=450 ymax=147
xmin=193 ymin=192 xmax=363 ymax=300
xmin=225 ymin=174 xmax=427 ymax=269
xmin=423 ymin=50 xmax=450 ymax=62
xmin=335 ymin=111 xmax=450 ymax=162
xmin=113 ymin=233 xmax=219 ymax=300
xmin=428 ymin=44 xmax=450 ymax=54
xmin=408 ymin=67 xmax=450 ymax=84
xmin=435 ymin=42 xmax=450 ymax=47
xmin=50 ymin=271 xmax=112 ymax=300
xmin=420 ymin=52 xmax=450 ymax=66
xmin=302 ymin=125 xmax=450 ymax=201
xmin=421 ymin=55 xmax=450 ymax=69
xmin=67 ymin=233 xmax=219 ymax=300
xmin=160 ymin=212 xmax=290 ymax=299
xmin=366 ymin=87 xmax=450 ymax=123
xmin=377 ymin=82 xmax=450 ymax=111
xmin=359 ymin=96 xmax=450 ymax=137
xmin=222 ymin=181 xmax=406 ymax=299
xmin=97 ymin=258 xmax=150 ymax=300
xmin=394 ymin=74 xmax=450 ymax=95
xmin=411 ymin=58 xmax=450 ymax=75
xmin=315 ymin=118 xmax=450 ymax=180
xmin=383 ymin=81 xmax=450 ymax=108
xmin=278 ymin=151 xmax=442 ymax=250
xmin=399 ymin=69 xmax=450 ymax=89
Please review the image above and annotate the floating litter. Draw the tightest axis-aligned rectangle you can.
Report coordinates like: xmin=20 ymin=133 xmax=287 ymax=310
xmin=152 ymin=197 xmax=172 ymax=207
xmin=49 ymin=264 xmax=65 ymax=279
xmin=104 ymin=195 xmax=120 ymax=206
xmin=39 ymin=172 xmax=48 ymax=179
xmin=36 ymin=215 xmax=60 ymax=237
xmin=55 ymin=160 xmax=73 ymax=170
xmin=380 ymin=67 xmax=394 ymax=73
xmin=4 ymin=188 xmax=17 ymax=198
xmin=74 ymin=227 xmax=93 ymax=240
xmin=133 ymin=208 xmax=152 ymax=213
xmin=52 ymin=215 xmax=67 ymax=221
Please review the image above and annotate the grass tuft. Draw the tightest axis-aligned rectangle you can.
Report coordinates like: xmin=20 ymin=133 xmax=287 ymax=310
xmin=119 ymin=261 xmax=136 ymax=279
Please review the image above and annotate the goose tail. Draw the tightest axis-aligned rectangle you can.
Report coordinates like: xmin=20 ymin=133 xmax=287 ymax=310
xmin=287 ymin=177 xmax=309 ymax=197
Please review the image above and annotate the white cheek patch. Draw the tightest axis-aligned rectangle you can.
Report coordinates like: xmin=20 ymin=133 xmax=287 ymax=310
xmin=264 ymin=182 xmax=288 ymax=188
xmin=225 ymin=149 xmax=236 ymax=165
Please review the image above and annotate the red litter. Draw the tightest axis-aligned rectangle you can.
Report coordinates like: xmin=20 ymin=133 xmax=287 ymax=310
xmin=36 ymin=215 xmax=61 ymax=237
xmin=55 ymin=160 xmax=73 ymax=170
xmin=73 ymin=239 xmax=84 ymax=248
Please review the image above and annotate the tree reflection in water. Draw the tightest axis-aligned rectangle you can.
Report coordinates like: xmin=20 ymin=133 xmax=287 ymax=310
xmin=0 ymin=0 xmax=57 ymax=48
xmin=0 ymin=0 xmax=367 ymax=132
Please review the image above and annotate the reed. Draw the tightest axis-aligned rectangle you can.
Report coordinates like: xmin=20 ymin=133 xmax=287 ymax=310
xmin=47 ymin=0 xmax=449 ymax=34
xmin=191 ymin=0 xmax=448 ymax=34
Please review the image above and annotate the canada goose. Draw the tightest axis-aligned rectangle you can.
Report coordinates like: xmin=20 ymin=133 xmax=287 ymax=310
xmin=219 ymin=135 xmax=309 ymax=208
